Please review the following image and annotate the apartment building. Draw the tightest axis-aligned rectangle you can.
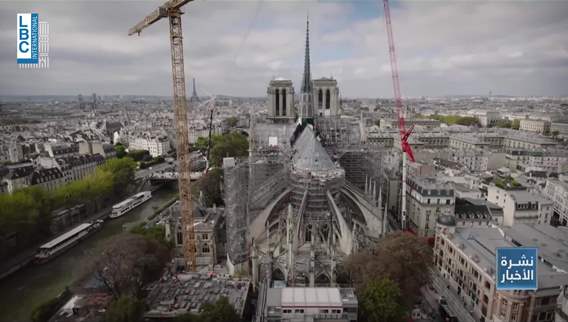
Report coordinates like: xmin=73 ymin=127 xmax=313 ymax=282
xmin=57 ymin=154 xmax=105 ymax=182
xmin=520 ymin=118 xmax=551 ymax=135
xmin=487 ymin=185 xmax=553 ymax=226
xmin=79 ymin=141 xmax=116 ymax=159
xmin=434 ymin=219 xmax=568 ymax=322
xmin=129 ymin=136 xmax=170 ymax=157
xmin=451 ymin=149 xmax=507 ymax=172
xmin=1 ymin=164 xmax=34 ymax=194
xmin=450 ymin=132 xmax=556 ymax=151
xmin=506 ymin=149 xmax=568 ymax=173
xmin=406 ymin=176 xmax=455 ymax=236
xmin=30 ymin=168 xmax=66 ymax=192
xmin=543 ymin=179 xmax=568 ymax=227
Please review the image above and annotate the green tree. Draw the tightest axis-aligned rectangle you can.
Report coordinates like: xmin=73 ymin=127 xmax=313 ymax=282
xmin=127 ymin=149 xmax=150 ymax=162
xmin=114 ymin=143 xmax=127 ymax=158
xmin=346 ymin=232 xmax=432 ymax=306
xmin=511 ymin=119 xmax=520 ymax=130
xmin=455 ymin=116 xmax=480 ymax=126
xmin=130 ymin=224 xmax=171 ymax=248
xmin=172 ymin=297 xmax=239 ymax=322
xmin=430 ymin=114 xmax=479 ymax=126
xmin=199 ymin=168 xmax=224 ymax=207
xmin=104 ymin=296 xmax=145 ymax=322
xmin=225 ymin=116 xmax=239 ymax=128
xmin=194 ymin=136 xmax=209 ymax=154
xmin=359 ymin=278 xmax=406 ymax=322
xmin=174 ymin=313 xmax=200 ymax=322
xmin=31 ymin=288 xmax=72 ymax=322
xmin=0 ymin=158 xmax=137 ymax=255
xmin=100 ymin=157 xmax=136 ymax=196
xmin=200 ymin=297 xmax=240 ymax=322
xmin=494 ymin=119 xmax=512 ymax=128
xmin=210 ymin=132 xmax=249 ymax=167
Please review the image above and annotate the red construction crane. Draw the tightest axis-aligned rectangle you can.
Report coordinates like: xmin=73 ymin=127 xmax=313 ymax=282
xmin=383 ymin=0 xmax=415 ymax=163
xmin=382 ymin=0 xmax=415 ymax=231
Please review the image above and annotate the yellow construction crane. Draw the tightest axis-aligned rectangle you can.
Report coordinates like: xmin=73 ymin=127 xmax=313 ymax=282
xmin=129 ymin=0 xmax=196 ymax=271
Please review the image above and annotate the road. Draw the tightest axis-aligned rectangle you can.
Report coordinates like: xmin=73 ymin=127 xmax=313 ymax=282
xmin=0 ymin=186 xmax=177 ymax=322
xmin=430 ymin=270 xmax=477 ymax=322
xmin=135 ymin=161 xmax=174 ymax=180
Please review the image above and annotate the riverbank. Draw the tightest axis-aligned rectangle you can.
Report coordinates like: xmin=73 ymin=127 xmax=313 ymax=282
xmin=0 ymin=186 xmax=177 ymax=322
xmin=0 ymin=206 xmax=112 ymax=281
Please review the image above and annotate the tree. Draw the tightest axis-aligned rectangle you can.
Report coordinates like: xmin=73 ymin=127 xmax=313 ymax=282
xmin=199 ymin=168 xmax=224 ymax=207
xmin=359 ymin=278 xmax=406 ymax=322
xmin=114 ymin=143 xmax=127 ymax=158
xmin=200 ymin=297 xmax=240 ymax=322
xmin=127 ymin=149 xmax=150 ymax=162
xmin=210 ymin=132 xmax=249 ymax=167
xmin=173 ymin=297 xmax=239 ymax=322
xmin=90 ymin=233 xmax=170 ymax=298
xmin=511 ymin=119 xmax=520 ymax=130
xmin=346 ymin=232 xmax=432 ymax=306
xmin=31 ymin=287 xmax=72 ymax=322
xmin=130 ymin=224 xmax=171 ymax=248
xmin=194 ymin=136 xmax=209 ymax=154
xmin=455 ymin=116 xmax=480 ymax=126
xmin=225 ymin=117 xmax=239 ymax=128
xmin=174 ymin=313 xmax=200 ymax=322
xmin=494 ymin=119 xmax=512 ymax=128
xmin=0 ymin=158 xmax=137 ymax=256
xmin=104 ymin=296 xmax=145 ymax=322
xmin=99 ymin=157 xmax=136 ymax=196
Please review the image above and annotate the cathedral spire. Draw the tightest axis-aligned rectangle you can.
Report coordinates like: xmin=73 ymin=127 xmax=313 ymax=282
xmin=301 ymin=15 xmax=312 ymax=94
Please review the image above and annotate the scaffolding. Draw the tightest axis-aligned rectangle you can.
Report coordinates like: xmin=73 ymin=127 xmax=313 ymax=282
xmin=223 ymin=162 xmax=249 ymax=265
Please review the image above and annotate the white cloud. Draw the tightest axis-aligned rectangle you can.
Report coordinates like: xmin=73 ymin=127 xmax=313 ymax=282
xmin=0 ymin=0 xmax=567 ymax=97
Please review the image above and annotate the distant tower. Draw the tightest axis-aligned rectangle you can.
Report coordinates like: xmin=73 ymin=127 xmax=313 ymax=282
xmin=92 ymin=93 xmax=97 ymax=115
xmin=190 ymin=78 xmax=200 ymax=103
xmin=78 ymin=94 xmax=85 ymax=110
xmin=299 ymin=16 xmax=314 ymax=120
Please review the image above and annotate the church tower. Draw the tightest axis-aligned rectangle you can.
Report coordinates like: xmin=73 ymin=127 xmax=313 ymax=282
xmin=299 ymin=16 xmax=314 ymax=120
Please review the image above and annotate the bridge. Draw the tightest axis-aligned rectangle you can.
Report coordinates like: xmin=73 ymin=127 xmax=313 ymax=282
xmin=149 ymin=170 xmax=204 ymax=183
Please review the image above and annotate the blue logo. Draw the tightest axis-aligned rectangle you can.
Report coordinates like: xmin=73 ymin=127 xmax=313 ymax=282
xmin=17 ymin=13 xmax=49 ymax=68
xmin=496 ymin=247 xmax=538 ymax=290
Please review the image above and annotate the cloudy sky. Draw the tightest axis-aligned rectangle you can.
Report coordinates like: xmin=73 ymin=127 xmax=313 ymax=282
xmin=1 ymin=0 xmax=567 ymax=98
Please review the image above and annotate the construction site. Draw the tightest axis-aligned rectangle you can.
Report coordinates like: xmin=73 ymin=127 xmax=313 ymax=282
xmin=126 ymin=0 xmax=413 ymax=320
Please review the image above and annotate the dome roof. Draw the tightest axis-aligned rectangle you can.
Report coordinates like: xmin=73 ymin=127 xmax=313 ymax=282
xmin=437 ymin=215 xmax=457 ymax=226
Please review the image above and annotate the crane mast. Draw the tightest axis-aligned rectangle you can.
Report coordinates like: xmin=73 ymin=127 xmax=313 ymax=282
xmin=129 ymin=0 xmax=196 ymax=271
xmin=382 ymin=0 xmax=415 ymax=231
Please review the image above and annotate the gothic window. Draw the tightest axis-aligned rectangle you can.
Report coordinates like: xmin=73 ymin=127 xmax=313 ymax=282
xmin=177 ymin=230 xmax=183 ymax=245
xmin=318 ymin=89 xmax=323 ymax=109
xmin=202 ymin=244 xmax=210 ymax=254
xmin=326 ymin=89 xmax=331 ymax=109
xmin=275 ymin=89 xmax=280 ymax=116
xmin=306 ymin=224 xmax=312 ymax=242
xmin=282 ymin=89 xmax=287 ymax=116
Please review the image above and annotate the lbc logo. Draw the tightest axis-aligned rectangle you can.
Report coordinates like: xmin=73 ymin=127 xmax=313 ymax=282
xmin=17 ymin=13 xmax=39 ymax=65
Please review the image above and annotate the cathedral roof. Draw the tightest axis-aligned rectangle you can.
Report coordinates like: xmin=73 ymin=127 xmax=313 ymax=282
xmin=292 ymin=126 xmax=335 ymax=172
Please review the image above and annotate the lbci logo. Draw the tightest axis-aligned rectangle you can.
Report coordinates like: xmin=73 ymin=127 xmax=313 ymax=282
xmin=17 ymin=13 xmax=49 ymax=69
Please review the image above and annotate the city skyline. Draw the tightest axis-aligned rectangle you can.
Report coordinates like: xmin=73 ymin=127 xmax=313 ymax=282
xmin=1 ymin=0 xmax=568 ymax=97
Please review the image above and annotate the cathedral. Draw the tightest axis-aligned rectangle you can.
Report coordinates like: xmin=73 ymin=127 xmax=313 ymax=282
xmin=266 ymin=18 xmax=341 ymax=122
xmin=223 ymin=17 xmax=385 ymax=287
